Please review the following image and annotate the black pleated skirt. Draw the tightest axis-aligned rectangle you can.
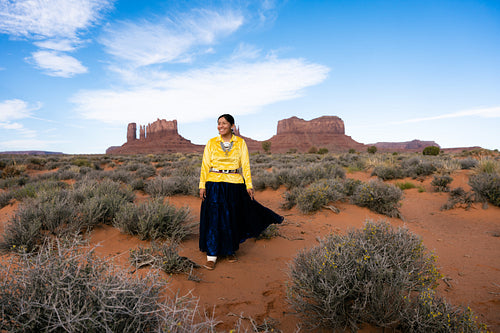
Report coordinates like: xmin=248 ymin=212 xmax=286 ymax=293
xmin=199 ymin=181 xmax=284 ymax=257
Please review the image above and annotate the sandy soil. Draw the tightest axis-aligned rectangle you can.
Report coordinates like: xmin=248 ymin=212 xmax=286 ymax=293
xmin=1 ymin=169 xmax=499 ymax=332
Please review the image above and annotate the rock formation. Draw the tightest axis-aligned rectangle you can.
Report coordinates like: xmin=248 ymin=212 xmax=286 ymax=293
xmin=372 ymin=139 xmax=440 ymax=152
xmin=243 ymin=116 xmax=366 ymax=153
xmin=106 ymin=119 xmax=203 ymax=154
xmin=106 ymin=116 xmax=448 ymax=154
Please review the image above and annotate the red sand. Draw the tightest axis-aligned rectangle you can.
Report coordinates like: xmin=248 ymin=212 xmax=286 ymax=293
xmin=1 ymin=169 xmax=499 ymax=332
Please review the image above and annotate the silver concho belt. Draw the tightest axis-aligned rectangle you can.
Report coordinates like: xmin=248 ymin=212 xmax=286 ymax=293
xmin=209 ymin=168 xmax=240 ymax=174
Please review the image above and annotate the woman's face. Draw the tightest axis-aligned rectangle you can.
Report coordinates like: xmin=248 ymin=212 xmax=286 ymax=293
xmin=218 ymin=117 xmax=233 ymax=137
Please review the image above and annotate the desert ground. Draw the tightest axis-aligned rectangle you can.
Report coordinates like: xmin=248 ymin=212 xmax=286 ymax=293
xmin=1 ymin=167 xmax=499 ymax=332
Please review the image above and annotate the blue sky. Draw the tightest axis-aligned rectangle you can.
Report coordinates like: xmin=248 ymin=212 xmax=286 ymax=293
xmin=1 ymin=0 xmax=499 ymax=154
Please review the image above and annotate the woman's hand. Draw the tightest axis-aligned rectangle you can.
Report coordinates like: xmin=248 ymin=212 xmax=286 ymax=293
xmin=199 ymin=188 xmax=206 ymax=201
xmin=247 ymin=188 xmax=255 ymax=200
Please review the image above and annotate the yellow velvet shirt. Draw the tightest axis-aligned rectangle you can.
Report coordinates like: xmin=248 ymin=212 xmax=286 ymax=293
xmin=199 ymin=134 xmax=253 ymax=190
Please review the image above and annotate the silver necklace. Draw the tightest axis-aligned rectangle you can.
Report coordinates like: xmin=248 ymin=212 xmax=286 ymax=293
xmin=220 ymin=141 xmax=233 ymax=156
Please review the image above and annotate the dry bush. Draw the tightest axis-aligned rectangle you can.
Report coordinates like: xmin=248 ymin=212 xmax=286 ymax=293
xmin=0 ymin=239 xmax=216 ymax=332
xmin=287 ymin=220 xmax=490 ymax=332
xmin=351 ymin=180 xmax=403 ymax=218
xmin=288 ymin=220 xmax=442 ymax=331
xmin=431 ymin=175 xmax=453 ymax=192
xmin=113 ymin=199 xmax=191 ymax=241
xmin=469 ymin=172 xmax=500 ymax=207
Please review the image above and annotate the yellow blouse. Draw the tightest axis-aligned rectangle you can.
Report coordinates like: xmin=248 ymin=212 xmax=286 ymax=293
xmin=199 ymin=135 xmax=253 ymax=190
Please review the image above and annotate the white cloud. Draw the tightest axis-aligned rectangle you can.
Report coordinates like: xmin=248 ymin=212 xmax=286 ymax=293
xmin=0 ymin=99 xmax=40 ymax=138
xmin=0 ymin=0 xmax=113 ymax=39
xmin=100 ymin=8 xmax=243 ymax=67
xmin=72 ymin=57 xmax=329 ymax=124
xmin=34 ymin=39 xmax=80 ymax=51
xmin=29 ymin=50 xmax=88 ymax=77
xmin=0 ymin=99 xmax=40 ymax=121
xmin=392 ymin=106 xmax=500 ymax=124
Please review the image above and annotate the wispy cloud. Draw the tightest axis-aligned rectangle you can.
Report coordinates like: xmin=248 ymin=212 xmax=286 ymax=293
xmin=0 ymin=99 xmax=40 ymax=121
xmin=0 ymin=0 xmax=113 ymax=76
xmin=0 ymin=99 xmax=41 ymax=138
xmin=0 ymin=0 xmax=113 ymax=39
xmin=100 ymin=8 xmax=243 ymax=67
xmin=34 ymin=39 xmax=80 ymax=52
xmin=29 ymin=50 xmax=88 ymax=77
xmin=391 ymin=106 xmax=500 ymax=124
xmin=72 ymin=56 xmax=329 ymax=124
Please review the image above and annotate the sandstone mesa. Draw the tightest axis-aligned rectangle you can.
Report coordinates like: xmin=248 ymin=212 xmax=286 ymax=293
xmin=106 ymin=116 xmax=440 ymax=154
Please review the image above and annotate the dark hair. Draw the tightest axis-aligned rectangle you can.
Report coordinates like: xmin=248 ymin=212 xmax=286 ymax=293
xmin=218 ymin=114 xmax=235 ymax=126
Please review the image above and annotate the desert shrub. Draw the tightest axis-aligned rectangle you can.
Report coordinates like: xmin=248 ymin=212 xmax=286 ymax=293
xmin=1 ymin=164 xmax=26 ymax=178
xmin=342 ymin=178 xmax=362 ymax=196
xmin=459 ymin=158 xmax=478 ymax=170
xmin=371 ymin=165 xmax=406 ymax=180
xmin=130 ymin=242 xmax=199 ymax=275
xmin=296 ymin=181 xmax=331 ymax=213
xmin=256 ymin=224 xmax=280 ymax=240
xmin=399 ymin=289 xmax=490 ymax=332
xmin=473 ymin=158 xmax=500 ymax=174
xmin=102 ymin=169 xmax=133 ymax=183
xmin=469 ymin=172 xmax=500 ymax=207
xmin=441 ymin=187 xmax=476 ymax=211
xmin=114 ymin=199 xmax=191 ymax=241
xmin=129 ymin=177 xmax=145 ymax=191
xmin=318 ymin=148 xmax=329 ymax=154
xmin=135 ymin=164 xmax=157 ymax=178
xmin=252 ymin=170 xmax=281 ymax=191
xmin=401 ymin=157 xmax=437 ymax=178
xmin=145 ymin=175 xmax=198 ymax=197
xmin=0 ymin=240 xmax=215 ymax=332
xmin=281 ymin=187 xmax=301 ymax=210
xmin=71 ymin=157 xmax=90 ymax=167
xmin=395 ymin=181 xmax=417 ymax=190
xmin=72 ymin=178 xmax=135 ymax=224
xmin=422 ymin=146 xmax=440 ymax=156
xmin=339 ymin=153 xmax=366 ymax=171
xmin=0 ymin=191 xmax=13 ymax=208
xmin=431 ymin=175 xmax=453 ymax=192
xmin=348 ymin=148 xmax=356 ymax=154
xmin=308 ymin=146 xmax=318 ymax=154
xmin=0 ymin=210 xmax=43 ymax=253
xmin=287 ymin=220 xmax=442 ymax=331
xmin=351 ymin=180 xmax=403 ymax=217
xmin=367 ymin=145 xmax=377 ymax=154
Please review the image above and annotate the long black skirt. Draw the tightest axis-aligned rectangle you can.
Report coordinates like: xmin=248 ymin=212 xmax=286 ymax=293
xmin=199 ymin=181 xmax=284 ymax=257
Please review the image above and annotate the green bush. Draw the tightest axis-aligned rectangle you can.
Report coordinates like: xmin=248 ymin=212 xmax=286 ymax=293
xmin=367 ymin=145 xmax=377 ymax=154
xmin=351 ymin=180 xmax=403 ymax=218
xmin=423 ymin=146 xmax=440 ymax=156
xmin=287 ymin=220 xmax=442 ymax=331
xmin=0 ymin=240 xmax=215 ymax=332
xmin=469 ymin=172 xmax=500 ymax=207
xmin=395 ymin=181 xmax=417 ymax=190
xmin=114 ymin=199 xmax=191 ymax=241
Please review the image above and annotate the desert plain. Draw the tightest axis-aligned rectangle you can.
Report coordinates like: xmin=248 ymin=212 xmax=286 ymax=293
xmin=0 ymin=154 xmax=499 ymax=332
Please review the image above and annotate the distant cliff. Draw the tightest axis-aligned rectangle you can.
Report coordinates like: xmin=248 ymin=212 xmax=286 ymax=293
xmin=371 ymin=139 xmax=440 ymax=152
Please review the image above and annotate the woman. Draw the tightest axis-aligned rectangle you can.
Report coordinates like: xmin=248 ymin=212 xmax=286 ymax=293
xmin=199 ymin=114 xmax=283 ymax=270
